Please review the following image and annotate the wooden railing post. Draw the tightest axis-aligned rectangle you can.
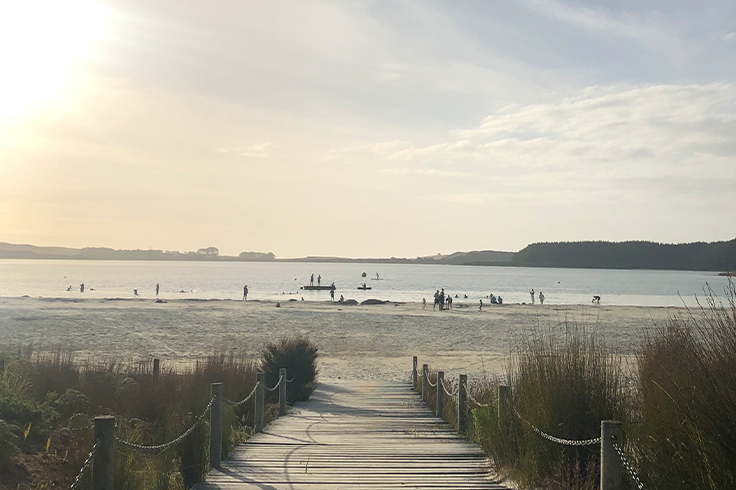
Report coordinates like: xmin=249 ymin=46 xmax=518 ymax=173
xmin=600 ymin=420 xmax=623 ymax=490
xmin=255 ymin=372 xmax=265 ymax=433
xmin=498 ymin=385 xmax=511 ymax=435
xmin=279 ymin=368 xmax=287 ymax=416
xmin=422 ymin=364 xmax=429 ymax=403
xmin=152 ymin=358 xmax=160 ymax=381
xmin=436 ymin=371 xmax=444 ymax=418
xmin=458 ymin=374 xmax=468 ymax=433
xmin=209 ymin=382 xmax=223 ymax=468
xmin=412 ymin=356 xmax=418 ymax=388
xmin=92 ymin=416 xmax=115 ymax=490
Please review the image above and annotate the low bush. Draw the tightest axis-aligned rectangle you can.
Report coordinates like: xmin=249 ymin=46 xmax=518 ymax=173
xmin=261 ymin=336 xmax=318 ymax=404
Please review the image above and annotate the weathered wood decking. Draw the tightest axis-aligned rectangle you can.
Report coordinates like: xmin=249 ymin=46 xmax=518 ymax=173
xmin=194 ymin=380 xmax=508 ymax=489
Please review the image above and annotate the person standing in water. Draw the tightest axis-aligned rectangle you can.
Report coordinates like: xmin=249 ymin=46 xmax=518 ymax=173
xmin=539 ymin=291 xmax=545 ymax=305
xmin=330 ymin=288 xmax=335 ymax=301
xmin=80 ymin=283 xmax=85 ymax=293
xmin=243 ymin=285 xmax=248 ymax=301
xmin=422 ymin=298 xmax=426 ymax=309
xmin=479 ymin=299 xmax=483 ymax=311
xmin=310 ymin=274 xmax=314 ymax=286
xmin=318 ymin=275 xmax=321 ymax=286
xmin=156 ymin=283 xmax=160 ymax=296
xmin=530 ymin=289 xmax=535 ymax=304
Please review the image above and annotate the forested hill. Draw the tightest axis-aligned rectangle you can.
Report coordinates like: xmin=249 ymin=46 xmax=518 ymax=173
xmin=513 ymin=239 xmax=736 ymax=271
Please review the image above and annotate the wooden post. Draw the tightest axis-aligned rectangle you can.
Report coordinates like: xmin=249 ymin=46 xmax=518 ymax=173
xmin=600 ymin=420 xmax=623 ymax=490
xmin=422 ymin=364 xmax=429 ymax=404
xmin=255 ymin=372 xmax=265 ymax=433
xmin=152 ymin=358 xmax=160 ymax=381
xmin=279 ymin=368 xmax=287 ymax=416
xmin=412 ymin=356 xmax=418 ymax=389
xmin=92 ymin=416 xmax=115 ymax=490
xmin=436 ymin=371 xmax=444 ymax=418
xmin=498 ymin=385 xmax=511 ymax=435
xmin=458 ymin=374 xmax=468 ymax=433
xmin=0 ymin=358 xmax=4 ymax=373
xmin=209 ymin=382 xmax=223 ymax=468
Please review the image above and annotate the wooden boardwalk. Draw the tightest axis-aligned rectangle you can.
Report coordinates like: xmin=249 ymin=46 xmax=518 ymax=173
xmin=194 ymin=380 xmax=508 ymax=489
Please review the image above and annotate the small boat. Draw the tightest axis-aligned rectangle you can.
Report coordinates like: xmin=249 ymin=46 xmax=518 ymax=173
xmin=357 ymin=285 xmax=372 ymax=290
xmin=301 ymin=285 xmax=336 ymax=291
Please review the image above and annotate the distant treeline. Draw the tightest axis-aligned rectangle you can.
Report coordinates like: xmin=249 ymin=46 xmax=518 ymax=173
xmin=512 ymin=239 xmax=736 ymax=272
xmin=1 ymin=239 xmax=735 ymax=271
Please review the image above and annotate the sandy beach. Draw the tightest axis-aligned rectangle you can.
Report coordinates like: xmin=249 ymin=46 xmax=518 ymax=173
xmin=0 ymin=297 xmax=684 ymax=383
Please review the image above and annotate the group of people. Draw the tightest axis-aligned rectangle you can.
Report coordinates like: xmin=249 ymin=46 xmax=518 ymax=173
xmin=429 ymin=289 xmax=453 ymax=310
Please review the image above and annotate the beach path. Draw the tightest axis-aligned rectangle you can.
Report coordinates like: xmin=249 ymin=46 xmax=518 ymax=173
xmin=194 ymin=379 xmax=508 ymax=489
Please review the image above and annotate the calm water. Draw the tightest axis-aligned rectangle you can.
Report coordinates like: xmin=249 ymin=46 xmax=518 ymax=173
xmin=0 ymin=259 xmax=729 ymax=307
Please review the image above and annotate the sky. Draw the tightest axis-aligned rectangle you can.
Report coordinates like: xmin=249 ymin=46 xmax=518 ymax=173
xmin=0 ymin=0 xmax=734 ymax=258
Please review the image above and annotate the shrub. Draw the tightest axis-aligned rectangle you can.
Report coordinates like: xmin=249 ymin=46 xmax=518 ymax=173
xmin=635 ymin=280 xmax=736 ymax=490
xmin=261 ymin=336 xmax=318 ymax=404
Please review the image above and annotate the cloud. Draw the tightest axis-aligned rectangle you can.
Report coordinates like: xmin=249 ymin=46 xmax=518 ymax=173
xmin=724 ymin=32 xmax=736 ymax=42
xmin=218 ymin=143 xmax=271 ymax=158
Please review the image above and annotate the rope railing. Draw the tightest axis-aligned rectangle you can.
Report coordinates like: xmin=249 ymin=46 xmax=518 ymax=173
xmin=612 ymin=437 xmax=645 ymax=490
xmin=68 ymin=438 xmax=100 ymax=490
xmin=116 ymin=395 xmax=216 ymax=452
xmin=514 ymin=408 xmax=601 ymax=446
xmin=225 ymin=381 xmax=259 ymax=406
xmin=265 ymin=375 xmax=283 ymax=391
xmin=413 ymin=357 xmax=641 ymax=490
xmin=286 ymin=374 xmax=296 ymax=383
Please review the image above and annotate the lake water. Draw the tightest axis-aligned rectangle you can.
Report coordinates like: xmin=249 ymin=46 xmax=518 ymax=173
xmin=0 ymin=259 xmax=729 ymax=307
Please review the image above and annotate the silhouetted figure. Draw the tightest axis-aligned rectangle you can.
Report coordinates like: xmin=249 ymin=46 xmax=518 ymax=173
xmin=530 ymin=289 xmax=535 ymax=304
xmin=310 ymin=274 xmax=314 ymax=286
xmin=156 ymin=283 xmax=160 ymax=295
xmin=318 ymin=275 xmax=321 ymax=286
xmin=433 ymin=290 xmax=440 ymax=310
xmin=330 ymin=288 xmax=335 ymax=301
xmin=80 ymin=283 xmax=85 ymax=293
xmin=422 ymin=298 xmax=426 ymax=309
xmin=592 ymin=295 xmax=601 ymax=304
xmin=498 ymin=296 xmax=503 ymax=304
xmin=479 ymin=299 xmax=483 ymax=311
xmin=134 ymin=289 xmax=138 ymax=296
xmin=66 ymin=285 xmax=72 ymax=291
xmin=539 ymin=291 xmax=545 ymax=305
xmin=446 ymin=296 xmax=453 ymax=310
xmin=440 ymin=289 xmax=445 ymax=309
xmin=339 ymin=294 xmax=344 ymax=302
xmin=243 ymin=285 xmax=248 ymax=301
xmin=376 ymin=273 xmax=379 ymax=280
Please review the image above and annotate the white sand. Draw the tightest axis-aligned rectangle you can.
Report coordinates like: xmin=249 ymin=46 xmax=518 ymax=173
xmin=0 ymin=297 xmax=683 ymax=382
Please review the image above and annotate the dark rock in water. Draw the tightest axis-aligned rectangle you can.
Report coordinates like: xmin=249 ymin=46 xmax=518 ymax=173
xmin=288 ymin=298 xmax=297 ymax=302
xmin=360 ymin=299 xmax=388 ymax=305
xmin=337 ymin=299 xmax=359 ymax=306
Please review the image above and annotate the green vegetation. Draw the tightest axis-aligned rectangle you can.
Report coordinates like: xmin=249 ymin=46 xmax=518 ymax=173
xmin=463 ymin=280 xmax=736 ymax=490
xmin=261 ymin=335 xmax=318 ymax=404
xmin=514 ymin=239 xmax=736 ymax=271
xmin=0 ymin=344 xmax=318 ymax=489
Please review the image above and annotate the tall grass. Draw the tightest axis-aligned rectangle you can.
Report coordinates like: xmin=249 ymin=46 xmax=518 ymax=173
xmin=635 ymin=280 xmax=736 ymax=489
xmin=473 ymin=325 xmax=628 ymax=490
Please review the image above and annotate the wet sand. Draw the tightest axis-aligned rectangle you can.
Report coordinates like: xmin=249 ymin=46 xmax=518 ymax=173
xmin=0 ymin=297 xmax=683 ymax=382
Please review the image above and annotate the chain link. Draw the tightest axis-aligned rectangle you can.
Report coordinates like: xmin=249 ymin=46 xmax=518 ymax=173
xmin=466 ymin=392 xmax=491 ymax=407
xmin=116 ymin=395 xmax=215 ymax=452
xmin=265 ymin=375 xmax=283 ymax=392
xmin=69 ymin=438 xmax=100 ymax=490
xmin=515 ymin=409 xmax=600 ymax=446
xmin=612 ymin=438 xmax=645 ymax=490
xmin=225 ymin=381 xmax=259 ymax=406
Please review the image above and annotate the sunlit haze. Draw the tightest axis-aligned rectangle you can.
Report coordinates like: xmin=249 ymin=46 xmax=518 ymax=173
xmin=1 ymin=0 xmax=734 ymax=258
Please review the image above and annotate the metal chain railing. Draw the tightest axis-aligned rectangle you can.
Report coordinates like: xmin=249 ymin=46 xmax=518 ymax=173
xmin=69 ymin=438 xmax=100 ymax=490
xmin=612 ymin=437 xmax=645 ymax=490
xmin=224 ymin=381 xmax=259 ymax=406
xmin=116 ymin=395 xmax=215 ymax=452
xmin=466 ymin=392 xmax=491 ymax=407
xmin=265 ymin=375 xmax=283 ymax=392
xmin=515 ymin=409 xmax=600 ymax=446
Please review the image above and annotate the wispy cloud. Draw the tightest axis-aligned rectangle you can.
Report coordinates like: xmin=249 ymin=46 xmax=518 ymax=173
xmin=218 ymin=143 xmax=272 ymax=158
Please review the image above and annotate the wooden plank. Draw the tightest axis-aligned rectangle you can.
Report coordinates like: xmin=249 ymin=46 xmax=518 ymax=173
xmin=194 ymin=380 xmax=509 ymax=489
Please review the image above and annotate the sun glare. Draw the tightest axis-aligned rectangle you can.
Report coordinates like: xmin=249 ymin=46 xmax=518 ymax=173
xmin=0 ymin=0 xmax=110 ymax=119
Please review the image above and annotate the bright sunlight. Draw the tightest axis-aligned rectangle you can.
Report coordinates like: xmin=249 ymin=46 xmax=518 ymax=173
xmin=0 ymin=0 xmax=110 ymax=119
